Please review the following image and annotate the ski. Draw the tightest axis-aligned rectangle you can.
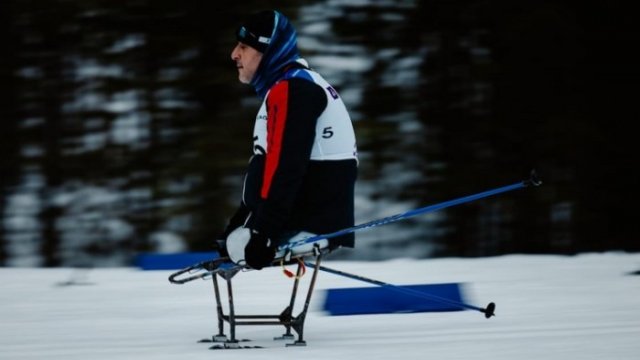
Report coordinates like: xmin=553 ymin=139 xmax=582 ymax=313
xmin=207 ymin=339 xmax=264 ymax=350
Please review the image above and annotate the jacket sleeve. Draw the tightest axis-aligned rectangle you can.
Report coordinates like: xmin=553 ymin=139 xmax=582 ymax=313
xmin=219 ymin=201 xmax=250 ymax=239
xmin=249 ymin=78 xmax=327 ymax=238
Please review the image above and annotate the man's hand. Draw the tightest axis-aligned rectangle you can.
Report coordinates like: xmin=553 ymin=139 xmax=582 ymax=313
xmin=213 ymin=239 xmax=228 ymax=258
xmin=244 ymin=230 xmax=276 ymax=270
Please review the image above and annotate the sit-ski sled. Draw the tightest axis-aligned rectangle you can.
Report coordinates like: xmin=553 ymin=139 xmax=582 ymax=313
xmin=169 ymin=243 xmax=330 ymax=349
xmin=168 ymin=173 xmax=540 ymax=349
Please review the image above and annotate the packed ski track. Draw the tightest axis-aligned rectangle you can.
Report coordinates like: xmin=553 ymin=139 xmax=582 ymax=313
xmin=1 ymin=252 xmax=639 ymax=360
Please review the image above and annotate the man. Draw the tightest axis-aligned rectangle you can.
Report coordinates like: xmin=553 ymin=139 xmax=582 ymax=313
xmin=219 ymin=10 xmax=358 ymax=270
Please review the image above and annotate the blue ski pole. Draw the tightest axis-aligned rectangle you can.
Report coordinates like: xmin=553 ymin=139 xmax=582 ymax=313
xmin=279 ymin=171 xmax=541 ymax=252
xmin=306 ymin=262 xmax=496 ymax=318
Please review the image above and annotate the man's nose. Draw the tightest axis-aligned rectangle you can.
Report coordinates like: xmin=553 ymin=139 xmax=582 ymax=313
xmin=230 ymin=45 xmax=240 ymax=60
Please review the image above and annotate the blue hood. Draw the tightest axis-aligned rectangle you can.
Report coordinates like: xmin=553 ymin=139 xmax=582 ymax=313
xmin=250 ymin=11 xmax=300 ymax=98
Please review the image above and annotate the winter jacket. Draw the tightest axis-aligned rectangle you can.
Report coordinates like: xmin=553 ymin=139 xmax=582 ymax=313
xmin=224 ymin=62 xmax=358 ymax=248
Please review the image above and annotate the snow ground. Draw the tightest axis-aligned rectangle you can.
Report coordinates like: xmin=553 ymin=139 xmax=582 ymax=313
xmin=1 ymin=252 xmax=639 ymax=360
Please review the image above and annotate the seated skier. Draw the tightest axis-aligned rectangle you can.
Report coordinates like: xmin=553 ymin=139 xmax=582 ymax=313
xmin=217 ymin=9 xmax=358 ymax=269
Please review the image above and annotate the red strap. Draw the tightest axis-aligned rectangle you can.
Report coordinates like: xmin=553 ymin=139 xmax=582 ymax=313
xmin=281 ymin=257 xmax=306 ymax=279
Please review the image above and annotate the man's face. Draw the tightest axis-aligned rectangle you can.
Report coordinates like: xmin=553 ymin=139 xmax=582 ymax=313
xmin=230 ymin=42 xmax=263 ymax=84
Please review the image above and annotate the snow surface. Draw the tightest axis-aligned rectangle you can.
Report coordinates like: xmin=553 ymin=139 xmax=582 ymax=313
xmin=1 ymin=252 xmax=639 ymax=360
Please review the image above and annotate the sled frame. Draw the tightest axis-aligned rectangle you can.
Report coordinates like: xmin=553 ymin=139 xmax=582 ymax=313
xmin=204 ymin=254 xmax=324 ymax=348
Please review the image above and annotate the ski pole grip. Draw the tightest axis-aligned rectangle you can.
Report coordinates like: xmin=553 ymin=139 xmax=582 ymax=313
xmin=524 ymin=169 xmax=542 ymax=187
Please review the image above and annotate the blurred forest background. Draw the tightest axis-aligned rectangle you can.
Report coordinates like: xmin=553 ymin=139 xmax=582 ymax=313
xmin=0 ymin=0 xmax=636 ymax=267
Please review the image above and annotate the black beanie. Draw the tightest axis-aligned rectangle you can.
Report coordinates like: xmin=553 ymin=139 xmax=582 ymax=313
xmin=236 ymin=10 xmax=275 ymax=53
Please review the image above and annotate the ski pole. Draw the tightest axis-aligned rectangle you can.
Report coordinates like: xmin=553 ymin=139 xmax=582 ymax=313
xmin=280 ymin=170 xmax=541 ymax=252
xmin=306 ymin=262 xmax=496 ymax=318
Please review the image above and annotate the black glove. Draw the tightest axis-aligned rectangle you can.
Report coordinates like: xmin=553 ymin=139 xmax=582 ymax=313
xmin=244 ymin=230 xmax=276 ymax=270
xmin=213 ymin=239 xmax=229 ymax=258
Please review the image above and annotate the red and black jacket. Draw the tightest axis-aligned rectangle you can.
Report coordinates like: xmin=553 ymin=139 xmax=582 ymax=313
xmin=224 ymin=64 xmax=358 ymax=248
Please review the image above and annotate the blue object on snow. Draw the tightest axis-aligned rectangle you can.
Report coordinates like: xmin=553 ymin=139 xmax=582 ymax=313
xmin=322 ymin=283 xmax=465 ymax=316
xmin=135 ymin=252 xmax=220 ymax=270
